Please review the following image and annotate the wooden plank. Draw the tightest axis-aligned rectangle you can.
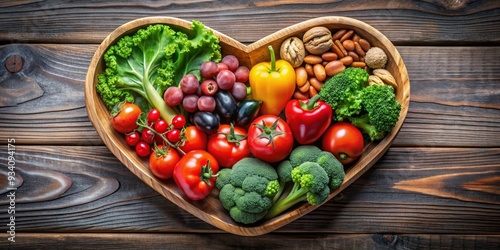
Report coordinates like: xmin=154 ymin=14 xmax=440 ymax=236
xmin=0 ymin=1 xmax=499 ymax=44
xmin=0 ymin=146 xmax=498 ymax=234
xmin=1 ymin=44 xmax=499 ymax=147
xmin=0 ymin=233 xmax=499 ymax=249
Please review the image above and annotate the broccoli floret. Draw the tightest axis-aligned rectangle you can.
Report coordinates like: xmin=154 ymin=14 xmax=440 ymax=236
xmin=217 ymin=157 xmax=279 ymax=224
xmin=289 ymin=145 xmax=323 ymax=167
xmin=229 ymin=158 xmax=278 ymax=187
xmin=265 ymin=162 xmax=330 ymax=219
xmin=215 ymin=168 xmax=232 ymax=190
xmin=235 ymin=192 xmax=273 ymax=214
xmin=229 ymin=207 xmax=268 ymax=225
xmin=318 ymin=67 xmax=368 ymax=121
xmin=316 ymin=151 xmax=345 ymax=189
xmin=349 ymin=84 xmax=401 ymax=141
xmin=277 ymin=160 xmax=293 ymax=183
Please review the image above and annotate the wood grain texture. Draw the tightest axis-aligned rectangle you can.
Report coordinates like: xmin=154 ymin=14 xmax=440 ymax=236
xmin=0 ymin=44 xmax=498 ymax=147
xmin=0 ymin=0 xmax=499 ymax=44
xmin=0 ymin=146 xmax=498 ymax=234
xmin=0 ymin=233 xmax=499 ymax=250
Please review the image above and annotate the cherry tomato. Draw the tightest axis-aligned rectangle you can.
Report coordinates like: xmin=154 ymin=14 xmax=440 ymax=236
xmin=125 ymin=131 xmax=140 ymax=147
xmin=149 ymin=145 xmax=180 ymax=180
xmin=135 ymin=141 xmax=151 ymax=157
xmin=171 ymin=115 xmax=186 ymax=129
xmin=322 ymin=122 xmax=365 ymax=164
xmin=141 ymin=128 xmax=155 ymax=145
xmin=111 ymin=102 xmax=141 ymax=134
xmin=173 ymin=150 xmax=219 ymax=200
xmin=167 ymin=129 xmax=182 ymax=143
xmin=154 ymin=119 xmax=169 ymax=134
xmin=178 ymin=126 xmax=207 ymax=153
xmin=208 ymin=124 xmax=251 ymax=168
xmin=147 ymin=108 xmax=161 ymax=122
xmin=247 ymin=115 xmax=294 ymax=163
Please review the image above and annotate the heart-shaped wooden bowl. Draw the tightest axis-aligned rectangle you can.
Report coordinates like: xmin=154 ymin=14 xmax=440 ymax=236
xmin=85 ymin=16 xmax=410 ymax=236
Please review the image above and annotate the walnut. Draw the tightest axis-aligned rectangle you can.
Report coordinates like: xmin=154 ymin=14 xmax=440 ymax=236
xmin=302 ymin=26 xmax=333 ymax=55
xmin=280 ymin=37 xmax=305 ymax=68
xmin=373 ymin=69 xmax=398 ymax=88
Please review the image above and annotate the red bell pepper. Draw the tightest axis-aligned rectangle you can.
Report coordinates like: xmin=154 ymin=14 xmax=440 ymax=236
xmin=173 ymin=150 xmax=219 ymax=200
xmin=285 ymin=94 xmax=333 ymax=144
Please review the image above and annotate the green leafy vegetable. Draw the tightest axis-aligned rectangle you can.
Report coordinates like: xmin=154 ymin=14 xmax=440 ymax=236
xmin=96 ymin=21 xmax=221 ymax=123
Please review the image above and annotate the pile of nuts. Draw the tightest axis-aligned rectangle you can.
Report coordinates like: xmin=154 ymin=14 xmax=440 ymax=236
xmin=279 ymin=26 xmax=398 ymax=99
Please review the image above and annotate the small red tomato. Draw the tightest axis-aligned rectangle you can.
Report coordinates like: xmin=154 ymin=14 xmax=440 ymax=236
xmin=111 ymin=102 xmax=141 ymax=134
xmin=147 ymin=108 xmax=161 ymax=123
xmin=141 ymin=128 xmax=155 ymax=145
xmin=208 ymin=124 xmax=251 ymax=168
xmin=125 ymin=131 xmax=140 ymax=147
xmin=247 ymin=115 xmax=294 ymax=163
xmin=178 ymin=126 xmax=207 ymax=153
xmin=167 ymin=129 xmax=182 ymax=143
xmin=173 ymin=150 xmax=219 ymax=200
xmin=149 ymin=145 xmax=180 ymax=180
xmin=322 ymin=122 xmax=365 ymax=164
xmin=135 ymin=141 xmax=151 ymax=157
xmin=154 ymin=119 xmax=169 ymax=134
xmin=171 ymin=115 xmax=186 ymax=129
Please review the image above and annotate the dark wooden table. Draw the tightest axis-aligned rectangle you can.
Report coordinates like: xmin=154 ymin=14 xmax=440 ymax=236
xmin=1 ymin=1 xmax=499 ymax=249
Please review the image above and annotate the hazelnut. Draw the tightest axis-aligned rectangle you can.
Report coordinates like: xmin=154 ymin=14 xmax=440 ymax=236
xmin=302 ymin=26 xmax=333 ymax=55
xmin=280 ymin=37 xmax=305 ymax=68
xmin=365 ymin=47 xmax=388 ymax=69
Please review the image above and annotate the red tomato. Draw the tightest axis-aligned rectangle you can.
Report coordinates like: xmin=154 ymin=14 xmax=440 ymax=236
xmin=178 ymin=126 xmax=207 ymax=153
xmin=149 ymin=145 xmax=180 ymax=180
xmin=322 ymin=122 xmax=365 ymax=164
xmin=208 ymin=124 xmax=251 ymax=168
xmin=173 ymin=150 xmax=219 ymax=200
xmin=111 ymin=102 xmax=141 ymax=134
xmin=125 ymin=131 xmax=140 ymax=147
xmin=247 ymin=115 xmax=294 ymax=163
xmin=135 ymin=141 xmax=151 ymax=157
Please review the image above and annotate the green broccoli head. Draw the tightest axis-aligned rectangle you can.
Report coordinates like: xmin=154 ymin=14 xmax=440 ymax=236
xmin=350 ymin=84 xmax=401 ymax=141
xmin=306 ymin=186 xmax=331 ymax=205
xmin=318 ymin=67 xmax=368 ymax=121
xmin=289 ymin=145 xmax=323 ymax=167
xmin=215 ymin=168 xmax=233 ymax=190
xmin=235 ymin=191 xmax=273 ymax=214
xmin=219 ymin=184 xmax=244 ymax=211
xmin=229 ymin=206 xmax=268 ymax=225
xmin=277 ymin=160 xmax=293 ymax=183
xmin=291 ymin=162 xmax=330 ymax=194
xmin=229 ymin=158 xmax=278 ymax=187
xmin=316 ymin=151 xmax=345 ymax=189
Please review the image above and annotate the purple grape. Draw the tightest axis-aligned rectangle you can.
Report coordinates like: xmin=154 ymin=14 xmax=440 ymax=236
xmin=183 ymin=94 xmax=199 ymax=113
xmin=164 ymin=86 xmax=183 ymax=106
xmin=216 ymin=70 xmax=236 ymax=90
xmin=197 ymin=96 xmax=216 ymax=112
xmin=180 ymin=74 xmax=199 ymax=94
xmin=230 ymin=82 xmax=248 ymax=101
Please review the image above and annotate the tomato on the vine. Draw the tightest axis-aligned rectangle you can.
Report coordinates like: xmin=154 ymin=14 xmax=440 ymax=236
xmin=208 ymin=124 xmax=251 ymax=168
xmin=247 ymin=115 xmax=294 ymax=163
xmin=154 ymin=119 xmax=169 ymax=134
xmin=167 ymin=129 xmax=182 ymax=143
xmin=322 ymin=122 xmax=365 ymax=164
xmin=147 ymin=108 xmax=161 ymax=123
xmin=149 ymin=145 xmax=180 ymax=180
xmin=171 ymin=115 xmax=186 ymax=129
xmin=141 ymin=128 xmax=155 ymax=145
xmin=173 ymin=150 xmax=219 ymax=200
xmin=135 ymin=141 xmax=151 ymax=157
xmin=178 ymin=126 xmax=207 ymax=153
xmin=125 ymin=131 xmax=140 ymax=147
xmin=111 ymin=102 xmax=141 ymax=134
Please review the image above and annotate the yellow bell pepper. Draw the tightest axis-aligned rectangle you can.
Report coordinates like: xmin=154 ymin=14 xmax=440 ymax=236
xmin=249 ymin=46 xmax=296 ymax=116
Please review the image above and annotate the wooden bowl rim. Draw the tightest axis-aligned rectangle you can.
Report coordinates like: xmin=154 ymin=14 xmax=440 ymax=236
xmin=85 ymin=16 xmax=410 ymax=236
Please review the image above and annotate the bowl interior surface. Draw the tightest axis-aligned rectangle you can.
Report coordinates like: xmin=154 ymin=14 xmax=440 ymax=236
xmin=85 ymin=16 xmax=410 ymax=236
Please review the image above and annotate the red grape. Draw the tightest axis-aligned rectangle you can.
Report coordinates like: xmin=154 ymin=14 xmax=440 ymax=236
xmin=222 ymin=55 xmax=239 ymax=72
xmin=182 ymin=94 xmax=199 ymax=113
xmin=200 ymin=61 xmax=219 ymax=78
xmin=216 ymin=70 xmax=236 ymax=90
xmin=234 ymin=66 xmax=250 ymax=83
xmin=180 ymin=74 xmax=199 ymax=94
xmin=164 ymin=86 xmax=183 ymax=106
xmin=197 ymin=96 xmax=216 ymax=112
xmin=217 ymin=62 xmax=229 ymax=73
xmin=231 ymin=82 xmax=248 ymax=101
